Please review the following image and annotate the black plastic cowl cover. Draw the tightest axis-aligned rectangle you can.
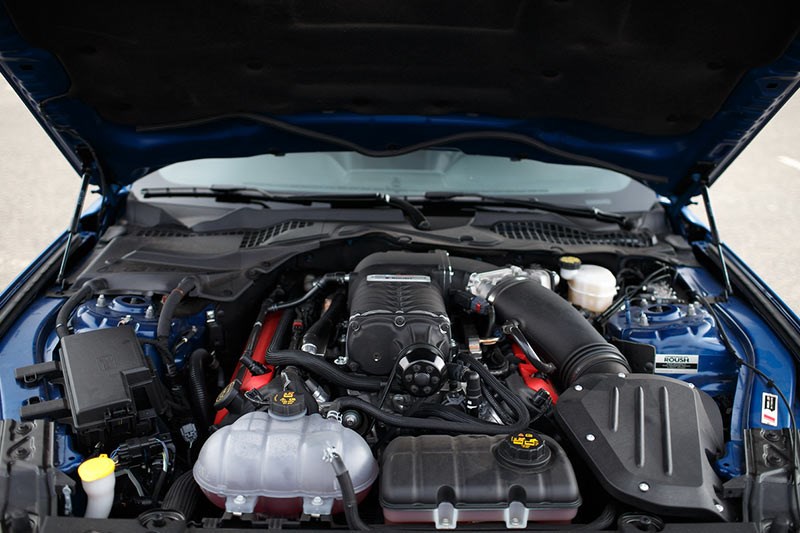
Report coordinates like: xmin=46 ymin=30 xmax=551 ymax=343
xmin=554 ymin=373 xmax=731 ymax=521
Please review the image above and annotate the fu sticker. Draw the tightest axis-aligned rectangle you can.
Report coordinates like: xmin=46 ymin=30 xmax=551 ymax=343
xmin=761 ymin=392 xmax=779 ymax=427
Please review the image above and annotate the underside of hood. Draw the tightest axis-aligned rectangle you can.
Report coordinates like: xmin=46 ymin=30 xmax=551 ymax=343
xmin=1 ymin=1 xmax=800 ymax=204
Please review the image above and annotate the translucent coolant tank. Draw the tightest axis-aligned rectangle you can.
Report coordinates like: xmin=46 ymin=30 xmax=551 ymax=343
xmin=193 ymin=399 xmax=378 ymax=517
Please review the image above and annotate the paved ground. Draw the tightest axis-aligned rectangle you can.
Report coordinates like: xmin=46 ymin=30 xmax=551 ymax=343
xmin=1 ymin=79 xmax=799 ymax=311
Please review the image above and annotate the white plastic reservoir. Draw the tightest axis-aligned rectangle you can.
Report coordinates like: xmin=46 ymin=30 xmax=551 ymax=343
xmin=193 ymin=410 xmax=378 ymax=517
xmin=564 ymin=264 xmax=617 ymax=313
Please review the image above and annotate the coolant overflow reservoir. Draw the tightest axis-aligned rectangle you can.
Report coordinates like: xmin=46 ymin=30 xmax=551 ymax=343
xmin=193 ymin=410 xmax=378 ymax=517
xmin=560 ymin=259 xmax=617 ymax=313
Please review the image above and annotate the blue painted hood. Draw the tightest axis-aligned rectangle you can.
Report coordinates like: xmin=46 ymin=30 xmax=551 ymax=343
xmin=1 ymin=2 xmax=799 ymax=206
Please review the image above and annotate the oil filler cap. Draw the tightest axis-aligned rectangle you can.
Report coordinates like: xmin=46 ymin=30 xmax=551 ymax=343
xmin=495 ymin=432 xmax=551 ymax=469
xmin=269 ymin=391 xmax=306 ymax=418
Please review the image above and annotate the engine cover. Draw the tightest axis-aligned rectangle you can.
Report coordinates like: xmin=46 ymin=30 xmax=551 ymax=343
xmin=346 ymin=259 xmax=451 ymax=377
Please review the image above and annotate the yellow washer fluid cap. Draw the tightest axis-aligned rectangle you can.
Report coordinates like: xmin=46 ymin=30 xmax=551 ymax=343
xmin=78 ymin=453 xmax=115 ymax=482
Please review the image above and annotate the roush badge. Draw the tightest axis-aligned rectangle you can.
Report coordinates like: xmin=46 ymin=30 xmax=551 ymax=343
xmin=761 ymin=392 xmax=779 ymax=427
xmin=653 ymin=354 xmax=699 ymax=374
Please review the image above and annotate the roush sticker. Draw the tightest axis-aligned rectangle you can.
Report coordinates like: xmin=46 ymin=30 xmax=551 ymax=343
xmin=653 ymin=354 xmax=699 ymax=374
xmin=761 ymin=392 xmax=779 ymax=427
xmin=366 ymin=274 xmax=431 ymax=283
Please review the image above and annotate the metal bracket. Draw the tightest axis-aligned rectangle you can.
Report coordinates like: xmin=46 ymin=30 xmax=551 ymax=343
xmin=504 ymin=501 xmax=529 ymax=529
xmin=433 ymin=501 xmax=458 ymax=530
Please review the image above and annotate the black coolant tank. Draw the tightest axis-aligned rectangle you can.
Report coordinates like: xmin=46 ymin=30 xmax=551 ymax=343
xmin=380 ymin=434 xmax=581 ymax=529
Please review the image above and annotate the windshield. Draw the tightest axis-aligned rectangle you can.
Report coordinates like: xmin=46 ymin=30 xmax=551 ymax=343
xmin=134 ymin=150 xmax=657 ymax=211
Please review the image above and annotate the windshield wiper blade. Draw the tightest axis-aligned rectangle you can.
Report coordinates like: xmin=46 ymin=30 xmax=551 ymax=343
xmin=141 ymin=186 xmax=275 ymax=206
xmin=424 ymin=192 xmax=634 ymax=229
xmin=297 ymin=193 xmax=431 ymax=230
xmin=140 ymin=187 xmax=431 ymax=230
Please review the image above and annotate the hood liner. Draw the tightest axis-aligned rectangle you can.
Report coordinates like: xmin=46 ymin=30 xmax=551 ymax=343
xmin=1 ymin=1 xmax=800 ymax=203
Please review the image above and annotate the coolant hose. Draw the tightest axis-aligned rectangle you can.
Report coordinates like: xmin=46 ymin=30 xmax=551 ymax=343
xmin=161 ymin=470 xmax=203 ymax=520
xmin=329 ymin=452 xmax=370 ymax=531
xmin=266 ymin=350 xmax=385 ymax=392
xmin=157 ymin=277 xmax=197 ymax=376
xmin=55 ymin=278 xmax=107 ymax=339
xmin=301 ymin=290 xmax=347 ymax=355
xmin=488 ymin=278 xmax=630 ymax=385
xmin=188 ymin=349 xmax=215 ymax=431
xmin=267 ymin=272 xmax=349 ymax=312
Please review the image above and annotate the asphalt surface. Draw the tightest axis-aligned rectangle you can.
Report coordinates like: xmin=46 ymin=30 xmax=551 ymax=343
xmin=1 ymin=80 xmax=799 ymax=311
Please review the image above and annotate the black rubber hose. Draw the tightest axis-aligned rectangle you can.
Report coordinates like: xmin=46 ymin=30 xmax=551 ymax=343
xmin=269 ymin=306 xmax=295 ymax=353
xmin=333 ymin=396 xmax=522 ymax=435
xmin=188 ymin=349 xmax=214 ymax=431
xmin=161 ymin=470 xmax=203 ymax=520
xmin=329 ymin=452 xmax=370 ymax=531
xmin=267 ymin=272 xmax=348 ymax=312
xmin=489 ymin=278 xmax=630 ymax=385
xmin=331 ymin=352 xmax=529 ymax=435
xmin=301 ymin=290 xmax=347 ymax=355
xmin=157 ymin=277 xmax=197 ymax=340
xmin=480 ymin=382 xmax=516 ymax=425
xmin=55 ymin=278 xmax=107 ymax=339
xmin=266 ymin=350 xmax=385 ymax=392
xmin=157 ymin=277 xmax=197 ymax=376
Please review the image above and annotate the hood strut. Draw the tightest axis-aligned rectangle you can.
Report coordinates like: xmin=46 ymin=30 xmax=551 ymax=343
xmin=700 ymin=183 xmax=732 ymax=301
xmin=56 ymin=168 xmax=91 ymax=290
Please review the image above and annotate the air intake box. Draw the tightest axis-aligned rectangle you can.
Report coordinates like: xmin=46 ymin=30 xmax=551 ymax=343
xmin=554 ymin=373 xmax=730 ymax=520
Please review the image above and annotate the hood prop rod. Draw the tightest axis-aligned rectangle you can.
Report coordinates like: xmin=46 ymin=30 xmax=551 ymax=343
xmin=700 ymin=182 xmax=732 ymax=301
xmin=56 ymin=167 xmax=91 ymax=290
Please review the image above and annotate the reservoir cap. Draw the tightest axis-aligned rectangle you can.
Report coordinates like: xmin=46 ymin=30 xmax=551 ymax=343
xmin=78 ymin=454 xmax=116 ymax=482
xmin=495 ymin=432 xmax=552 ymax=469
xmin=270 ymin=391 xmax=306 ymax=418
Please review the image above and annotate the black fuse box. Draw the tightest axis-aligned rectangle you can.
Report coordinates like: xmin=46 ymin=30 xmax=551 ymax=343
xmin=58 ymin=326 xmax=165 ymax=443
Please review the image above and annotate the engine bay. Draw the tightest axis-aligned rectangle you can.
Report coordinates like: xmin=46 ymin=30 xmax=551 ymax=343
xmin=8 ymin=223 xmax=781 ymax=530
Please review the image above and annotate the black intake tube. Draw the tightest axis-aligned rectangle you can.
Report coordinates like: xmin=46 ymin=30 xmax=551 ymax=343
xmin=489 ymin=278 xmax=630 ymax=385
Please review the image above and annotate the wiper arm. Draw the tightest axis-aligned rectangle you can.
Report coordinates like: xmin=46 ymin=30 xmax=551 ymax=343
xmin=140 ymin=187 xmax=431 ymax=230
xmin=141 ymin=186 xmax=275 ymax=207
xmin=424 ymin=192 xmax=634 ymax=229
xmin=298 ymin=193 xmax=431 ymax=230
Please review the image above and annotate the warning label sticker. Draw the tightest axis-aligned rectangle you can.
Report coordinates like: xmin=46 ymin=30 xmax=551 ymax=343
xmin=654 ymin=354 xmax=699 ymax=374
xmin=761 ymin=392 xmax=779 ymax=427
